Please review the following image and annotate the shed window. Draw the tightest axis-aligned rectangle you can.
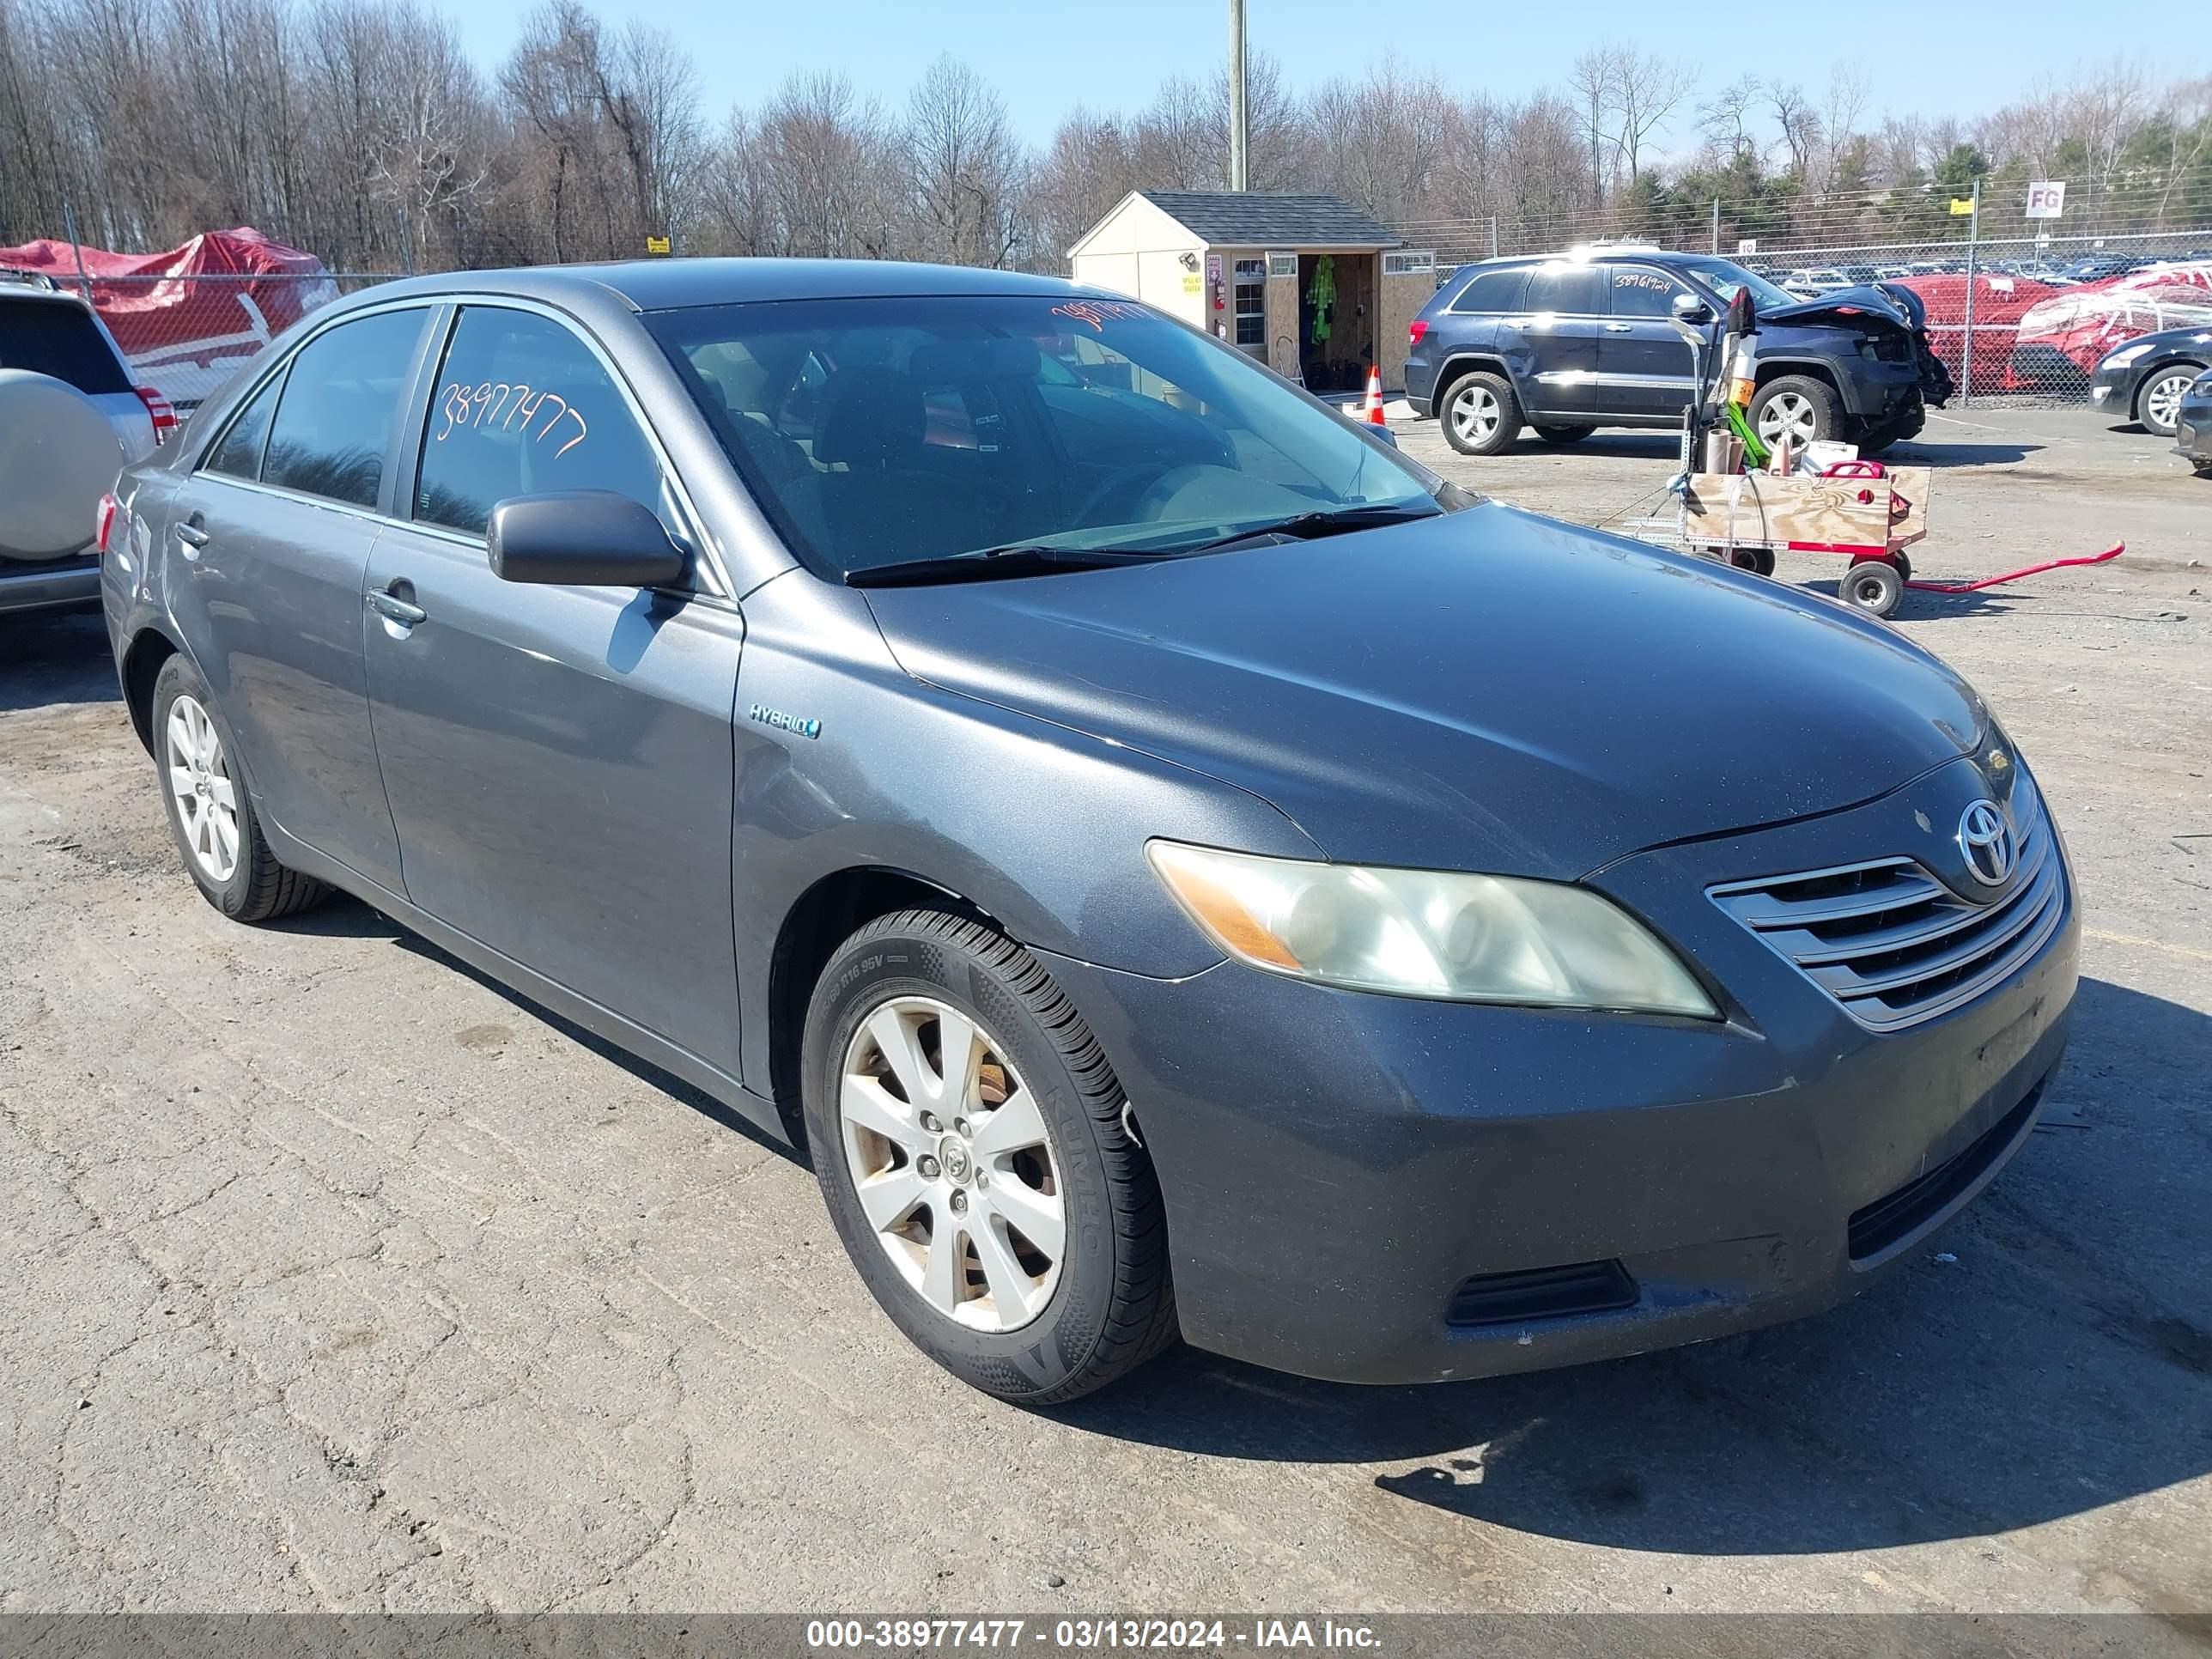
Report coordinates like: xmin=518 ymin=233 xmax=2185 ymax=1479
xmin=1233 ymin=258 xmax=1266 ymax=348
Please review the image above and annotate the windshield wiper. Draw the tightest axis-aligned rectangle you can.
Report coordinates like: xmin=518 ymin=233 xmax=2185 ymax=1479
xmin=1158 ymin=501 xmax=1442 ymax=558
xmin=844 ymin=544 xmax=1176 ymax=588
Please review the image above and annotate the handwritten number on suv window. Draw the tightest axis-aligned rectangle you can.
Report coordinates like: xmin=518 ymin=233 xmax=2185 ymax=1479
xmin=432 ymin=380 xmax=588 ymax=456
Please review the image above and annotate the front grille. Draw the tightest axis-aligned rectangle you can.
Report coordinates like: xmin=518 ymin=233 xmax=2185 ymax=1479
xmin=1708 ymin=782 xmax=2063 ymax=1033
xmin=1446 ymin=1260 xmax=1638 ymax=1327
xmin=1847 ymin=1082 xmax=2044 ymax=1260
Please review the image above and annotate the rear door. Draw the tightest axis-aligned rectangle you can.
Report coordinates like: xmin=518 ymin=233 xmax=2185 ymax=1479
xmin=1599 ymin=263 xmax=1701 ymax=420
xmin=0 ymin=291 xmax=154 ymax=459
xmin=362 ymin=302 xmax=746 ymax=1077
xmin=1512 ymin=264 xmax=1603 ymax=419
xmin=162 ymin=302 xmax=438 ymax=894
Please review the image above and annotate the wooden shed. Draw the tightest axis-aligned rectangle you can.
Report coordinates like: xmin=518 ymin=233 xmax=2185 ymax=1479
xmin=1066 ymin=191 xmax=1435 ymax=392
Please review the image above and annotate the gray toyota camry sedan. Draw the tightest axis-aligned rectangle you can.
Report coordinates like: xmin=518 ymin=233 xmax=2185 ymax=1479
xmin=99 ymin=260 xmax=2076 ymax=1402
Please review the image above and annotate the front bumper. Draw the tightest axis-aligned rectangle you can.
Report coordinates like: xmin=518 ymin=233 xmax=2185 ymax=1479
xmin=2173 ymin=387 xmax=2211 ymax=465
xmin=2089 ymin=362 xmax=2141 ymax=416
xmin=1045 ymin=759 xmax=2078 ymax=1385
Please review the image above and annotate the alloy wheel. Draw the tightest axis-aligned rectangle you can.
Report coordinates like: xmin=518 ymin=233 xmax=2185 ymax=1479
xmin=2142 ymin=370 xmax=2191 ymax=434
xmin=164 ymin=694 xmax=239 ymax=883
xmin=838 ymin=995 xmax=1065 ymax=1333
xmin=1757 ymin=392 xmax=1819 ymax=446
xmin=1449 ymin=383 xmax=1502 ymax=446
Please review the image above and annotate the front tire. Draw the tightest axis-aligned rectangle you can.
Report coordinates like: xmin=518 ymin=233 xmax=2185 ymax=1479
xmin=150 ymin=655 xmax=330 ymax=922
xmin=1750 ymin=375 xmax=1844 ymax=448
xmin=802 ymin=909 xmax=1176 ymax=1404
xmin=1842 ymin=559 xmax=1904 ymax=618
xmin=1439 ymin=371 xmax=1520 ymax=456
xmin=2137 ymin=365 xmax=2202 ymax=438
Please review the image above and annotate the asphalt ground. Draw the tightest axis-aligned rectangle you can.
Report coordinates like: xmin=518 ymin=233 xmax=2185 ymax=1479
xmin=0 ymin=401 xmax=2206 ymax=1618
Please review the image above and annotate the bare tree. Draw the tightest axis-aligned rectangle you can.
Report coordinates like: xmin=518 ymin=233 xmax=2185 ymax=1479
xmin=903 ymin=55 xmax=1027 ymax=268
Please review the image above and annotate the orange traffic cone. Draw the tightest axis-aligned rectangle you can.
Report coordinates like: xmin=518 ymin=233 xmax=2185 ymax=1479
xmin=1363 ymin=364 xmax=1387 ymax=425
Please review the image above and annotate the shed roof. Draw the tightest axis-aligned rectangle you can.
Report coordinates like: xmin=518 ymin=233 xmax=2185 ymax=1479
xmin=1129 ymin=191 xmax=1401 ymax=248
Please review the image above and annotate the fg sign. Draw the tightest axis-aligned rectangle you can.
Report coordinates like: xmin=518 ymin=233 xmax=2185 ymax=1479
xmin=2025 ymin=181 xmax=2067 ymax=220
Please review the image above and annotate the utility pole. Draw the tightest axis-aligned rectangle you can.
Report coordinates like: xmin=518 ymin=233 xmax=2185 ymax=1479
xmin=1227 ymin=0 xmax=1249 ymax=191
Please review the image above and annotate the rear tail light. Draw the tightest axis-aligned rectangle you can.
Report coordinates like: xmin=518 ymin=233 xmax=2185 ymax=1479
xmin=135 ymin=385 xmax=176 ymax=445
xmin=94 ymin=492 xmax=118 ymax=554
xmin=1408 ymin=319 xmax=1429 ymax=346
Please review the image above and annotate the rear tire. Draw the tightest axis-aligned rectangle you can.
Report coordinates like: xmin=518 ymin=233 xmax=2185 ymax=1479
xmin=1842 ymin=559 xmax=1904 ymax=619
xmin=149 ymin=655 xmax=331 ymax=922
xmin=1440 ymin=371 xmax=1520 ymax=456
xmin=1750 ymin=375 xmax=1844 ymax=448
xmin=803 ymin=908 xmax=1176 ymax=1404
xmin=1532 ymin=423 xmax=1595 ymax=446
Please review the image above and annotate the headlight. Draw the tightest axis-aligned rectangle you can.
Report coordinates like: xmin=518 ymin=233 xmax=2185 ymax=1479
xmin=2102 ymin=343 xmax=2152 ymax=369
xmin=1146 ymin=841 xmax=1719 ymax=1017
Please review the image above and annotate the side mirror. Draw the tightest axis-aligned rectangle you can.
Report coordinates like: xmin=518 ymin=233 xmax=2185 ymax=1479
xmin=1671 ymin=294 xmax=1715 ymax=326
xmin=487 ymin=490 xmax=687 ymax=588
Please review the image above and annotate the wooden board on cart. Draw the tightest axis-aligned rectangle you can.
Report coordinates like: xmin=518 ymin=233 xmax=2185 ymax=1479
xmin=1679 ymin=466 xmax=1929 ymax=554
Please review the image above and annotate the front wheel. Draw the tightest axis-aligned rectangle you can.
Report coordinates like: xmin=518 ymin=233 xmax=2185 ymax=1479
xmin=1750 ymin=375 xmax=1844 ymax=448
xmin=803 ymin=909 xmax=1176 ymax=1403
xmin=2137 ymin=365 xmax=2203 ymax=438
xmin=1842 ymin=559 xmax=1905 ymax=619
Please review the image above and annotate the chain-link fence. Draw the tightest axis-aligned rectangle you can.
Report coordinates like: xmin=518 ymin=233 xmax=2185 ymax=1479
xmin=23 ymin=270 xmax=402 ymax=410
xmin=1397 ymin=181 xmax=2212 ymax=408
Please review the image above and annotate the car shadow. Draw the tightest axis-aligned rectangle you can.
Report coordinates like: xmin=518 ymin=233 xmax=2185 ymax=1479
xmin=264 ymin=894 xmax=805 ymax=1166
xmin=1051 ymin=976 xmax=2212 ymax=1559
xmin=0 ymin=606 xmax=118 ymax=712
xmin=1882 ymin=440 xmax=2043 ymax=467
xmin=1794 ymin=578 xmax=2021 ymax=620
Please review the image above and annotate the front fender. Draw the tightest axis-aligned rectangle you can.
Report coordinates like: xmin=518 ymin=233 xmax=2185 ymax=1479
xmin=726 ymin=574 xmax=1322 ymax=1088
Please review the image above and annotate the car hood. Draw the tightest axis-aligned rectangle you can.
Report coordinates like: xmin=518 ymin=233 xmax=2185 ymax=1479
xmin=1762 ymin=284 xmax=1918 ymax=332
xmin=860 ymin=505 xmax=1988 ymax=878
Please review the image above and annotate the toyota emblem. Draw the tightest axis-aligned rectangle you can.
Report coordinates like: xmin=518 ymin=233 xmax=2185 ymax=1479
xmin=1957 ymin=800 xmax=2014 ymax=886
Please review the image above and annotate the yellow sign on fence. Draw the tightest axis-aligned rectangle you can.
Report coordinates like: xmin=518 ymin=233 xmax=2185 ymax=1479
xmin=1948 ymin=198 xmax=1976 ymax=216
xmin=645 ymin=235 xmax=672 ymax=255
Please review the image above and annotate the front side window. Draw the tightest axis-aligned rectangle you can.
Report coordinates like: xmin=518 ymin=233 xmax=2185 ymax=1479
xmin=1606 ymin=266 xmax=1690 ymax=319
xmin=645 ymin=295 xmax=1437 ymax=580
xmin=1666 ymin=257 xmax=1797 ymax=313
xmin=261 ymin=307 xmax=428 ymax=507
xmin=416 ymin=307 xmax=666 ymax=537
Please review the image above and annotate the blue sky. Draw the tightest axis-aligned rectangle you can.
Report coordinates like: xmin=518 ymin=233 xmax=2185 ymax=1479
xmin=451 ymin=0 xmax=2201 ymax=151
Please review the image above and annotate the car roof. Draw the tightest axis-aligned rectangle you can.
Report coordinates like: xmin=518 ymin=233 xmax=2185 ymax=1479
xmin=349 ymin=258 xmax=1103 ymax=316
xmin=0 ymin=270 xmax=94 ymax=307
xmin=1466 ymin=247 xmax=1716 ymax=270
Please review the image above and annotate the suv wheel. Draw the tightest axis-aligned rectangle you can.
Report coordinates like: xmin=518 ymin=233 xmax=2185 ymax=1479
xmin=2137 ymin=365 xmax=2202 ymax=438
xmin=803 ymin=908 xmax=1177 ymax=1403
xmin=150 ymin=655 xmax=331 ymax=922
xmin=1750 ymin=375 xmax=1843 ymax=447
xmin=1440 ymin=371 xmax=1519 ymax=456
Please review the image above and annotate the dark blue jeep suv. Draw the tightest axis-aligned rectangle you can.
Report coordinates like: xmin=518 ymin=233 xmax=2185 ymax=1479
xmin=1405 ymin=247 xmax=1952 ymax=457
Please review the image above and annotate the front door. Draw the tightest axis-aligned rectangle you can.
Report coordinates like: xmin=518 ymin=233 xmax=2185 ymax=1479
xmin=1599 ymin=264 xmax=1702 ymax=421
xmin=362 ymin=303 xmax=746 ymax=1077
xmin=162 ymin=304 xmax=437 ymax=892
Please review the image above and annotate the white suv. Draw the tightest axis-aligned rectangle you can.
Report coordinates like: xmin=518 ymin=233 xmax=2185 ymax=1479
xmin=1 ymin=269 xmax=173 ymax=614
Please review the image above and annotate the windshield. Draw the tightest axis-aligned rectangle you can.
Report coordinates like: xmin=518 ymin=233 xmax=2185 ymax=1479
xmin=645 ymin=295 xmax=1436 ymax=579
xmin=1667 ymin=258 xmax=1798 ymax=313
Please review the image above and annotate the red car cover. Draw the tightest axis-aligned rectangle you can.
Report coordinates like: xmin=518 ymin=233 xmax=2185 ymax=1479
xmin=1891 ymin=272 xmax=2069 ymax=394
xmin=2013 ymin=263 xmax=2212 ymax=380
xmin=0 ymin=227 xmax=337 ymax=404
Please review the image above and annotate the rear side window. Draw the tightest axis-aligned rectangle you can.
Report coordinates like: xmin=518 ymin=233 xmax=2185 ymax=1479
xmin=203 ymin=374 xmax=281 ymax=480
xmin=415 ymin=307 xmax=665 ymax=538
xmin=262 ymin=307 xmax=429 ymax=508
xmin=1449 ymin=268 xmax=1530 ymax=314
xmin=1522 ymin=265 xmax=1601 ymax=315
xmin=0 ymin=296 xmax=131 ymax=393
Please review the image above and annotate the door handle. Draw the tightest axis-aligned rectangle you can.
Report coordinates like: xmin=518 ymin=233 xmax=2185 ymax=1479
xmin=174 ymin=520 xmax=209 ymax=548
xmin=368 ymin=585 xmax=427 ymax=627
xmin=1603 ymin=322 xmax=1634 ymax=332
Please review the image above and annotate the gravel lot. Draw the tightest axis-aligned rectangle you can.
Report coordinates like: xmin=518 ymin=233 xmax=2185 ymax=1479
xmin=1 ymin=404 xmax=2206 ymax=1616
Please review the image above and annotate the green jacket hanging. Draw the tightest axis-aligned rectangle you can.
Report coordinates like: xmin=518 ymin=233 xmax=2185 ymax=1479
xmin=1307 ymin=255 xmax=1335 ymax=345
